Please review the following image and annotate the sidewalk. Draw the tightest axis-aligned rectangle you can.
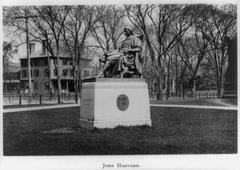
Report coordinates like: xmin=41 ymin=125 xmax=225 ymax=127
xmin=3 ymin=102 xmax=237 ymax=113
xmin=3 ymin=103 xmax=80 ymax=113
xmin=151 ymin=104 xmax=237 ymax=110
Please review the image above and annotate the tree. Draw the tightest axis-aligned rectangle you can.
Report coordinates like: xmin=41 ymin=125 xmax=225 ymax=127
xmin=177 ymin=28 xmax=209 ymax=97
xmin=126 ymin=4 xmax=191 ymax=100
xmin=31 ymin=6 xmax=71 ymax=102
xmin=91 ymin=5 xmax=125 ymax=53
xmin=206 ymin=6 xmax=236 ymax=98
xmin=184 ymin=4 xmax=237 ymax=98
xmin=3 ymin=6 xmax=36 ymax=102
xmin=3 ymin=41 xmax=17 ymax=73
xmin=3 ymin=6 xmax=71 ymax=102
xmin=61 ymin=5 xmax=96 ymax=102
xmin=171 ymin=46 xmax=187 ymax=97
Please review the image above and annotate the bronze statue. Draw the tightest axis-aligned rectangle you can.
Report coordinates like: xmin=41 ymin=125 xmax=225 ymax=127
xmin=96 ymin=28 xmax=144 ymax=78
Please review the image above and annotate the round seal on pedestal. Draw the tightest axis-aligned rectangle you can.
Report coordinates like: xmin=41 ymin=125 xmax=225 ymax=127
xmin=116 ymin=94 xmax=129 ymax=111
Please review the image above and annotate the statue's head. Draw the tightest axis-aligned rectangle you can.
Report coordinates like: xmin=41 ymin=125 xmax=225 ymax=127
xmin=124 ymin=28 xmax=133 ymax=37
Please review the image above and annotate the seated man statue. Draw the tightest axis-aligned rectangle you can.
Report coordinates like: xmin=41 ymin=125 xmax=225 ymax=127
xmin=96 ymin=28 xmax=143 ymax=78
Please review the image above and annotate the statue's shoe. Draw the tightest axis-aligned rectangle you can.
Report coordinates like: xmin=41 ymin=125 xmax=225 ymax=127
xmin=94 ymin=71 xmax=105 ymax=78
xmin=94 ymin=74 xmax=104 ymax=78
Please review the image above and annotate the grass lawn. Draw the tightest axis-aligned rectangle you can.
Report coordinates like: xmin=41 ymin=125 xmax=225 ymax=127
xmin=3 ymin=106 xmax=237 ymax=155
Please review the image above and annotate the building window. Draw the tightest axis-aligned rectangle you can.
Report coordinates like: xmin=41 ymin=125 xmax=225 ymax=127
xmin=54 ymin=69 xmax=57 ymax=76
xmin=44 ymin=69 xmax=49 ymax=77
xmin=29 ymin=43 xmax=35 ymax=54
xmin=31 ymin=59 xmax=39 ymax=67
xmin=62 ymin=59 xmax=68 ymax=65
xmin=21 ymin=60 xmax=28 ymax=67
xmin=22 ymin=70 xmax=27 ymax=78
xmin=69 ymin=60 xmax=73 ymax=65
xmin=34 ymin=69 xmax=39 ymax=77
xmin=35 ymin=60 xmax=39 ymax=66
xmin=34 ymin=82 xmax=38 ymax=90
xmin=62 ymin=69 xmax=68 ymax=76
xmin=44 ymin=58 xmax=48 ymax=65
xmin=69 ymin=69 xmax=74 ymax=77
xmin=45 ymin=82 xmax=49 ymax=90
xmin=40 ymin=58 xmax=48 ymax=66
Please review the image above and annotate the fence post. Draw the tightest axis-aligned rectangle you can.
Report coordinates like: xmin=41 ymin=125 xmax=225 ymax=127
xmin=39 ymin=95 xmax=42 ymax=105
xmin=19 ymin=95 xmax=21 ymax=105
xmin=58 ymin=94 xmax=61 ymax=104
xmin=75 ymin=93 xmax=78 ymax=103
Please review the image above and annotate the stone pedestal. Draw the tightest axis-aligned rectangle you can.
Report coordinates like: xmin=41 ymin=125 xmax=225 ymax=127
xmin=79 ymin=78 xmax=151 ymax=129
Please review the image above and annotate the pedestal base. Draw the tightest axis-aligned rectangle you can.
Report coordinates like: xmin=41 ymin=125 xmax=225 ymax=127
xmin=79 ymin=78 xmax=152 ymax=129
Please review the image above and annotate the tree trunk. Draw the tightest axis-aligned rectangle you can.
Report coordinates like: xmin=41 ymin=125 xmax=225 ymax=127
xmin=216 ymin=76 xmax=223 ymax=98
xmin=166 ymin=73 xmax=170 ymax=100
xmin=56 ymin=45 xmax=61 ymax=104
xmin=175 ymin=56 xmax=178 ymax=96
xmin=166 ymin=61 xmax=171 ymax=100
xmin=189 ymin=87 xmax=193 ymax=98
xmin=217 ymin=80 xmax=221 ymax=98
xmin=73 ymin=66 xmax=78 ymax=103
xmin=157 ymin=74 xmax=163 ymax=100
xmin=79 ymin=69 xmax=82 ymax=99
xmin=193 ymin=80 xmax=196 ymax=98
xmin=181 ymin=82 xmax=184 ymax=99
xmin=215 ymin=69 xmax=223 ymax=98
xmin=175 ymin=77 xmax=178 ymax=96
xmin=47 ymin=50 xmax=52 ymax=95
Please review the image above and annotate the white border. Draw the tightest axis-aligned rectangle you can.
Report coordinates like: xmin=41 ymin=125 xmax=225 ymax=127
xmin=0 ymin=0 xmax=239 ymax=6
xmin=0 ymin=0 xmax=239 ymax=170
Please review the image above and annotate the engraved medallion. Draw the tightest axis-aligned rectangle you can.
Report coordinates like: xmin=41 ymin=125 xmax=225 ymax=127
xmin=116 ymin=94 xmax=129 ymax=111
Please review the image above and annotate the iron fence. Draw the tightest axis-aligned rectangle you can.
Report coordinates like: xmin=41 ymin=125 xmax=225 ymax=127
xmin=3 ymin=93 xmax=79 ymax=106
xmin=3 ymin=91 xmax=218 ymax=106
xmin=149 ymin=91 xmax=218 ymax=100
